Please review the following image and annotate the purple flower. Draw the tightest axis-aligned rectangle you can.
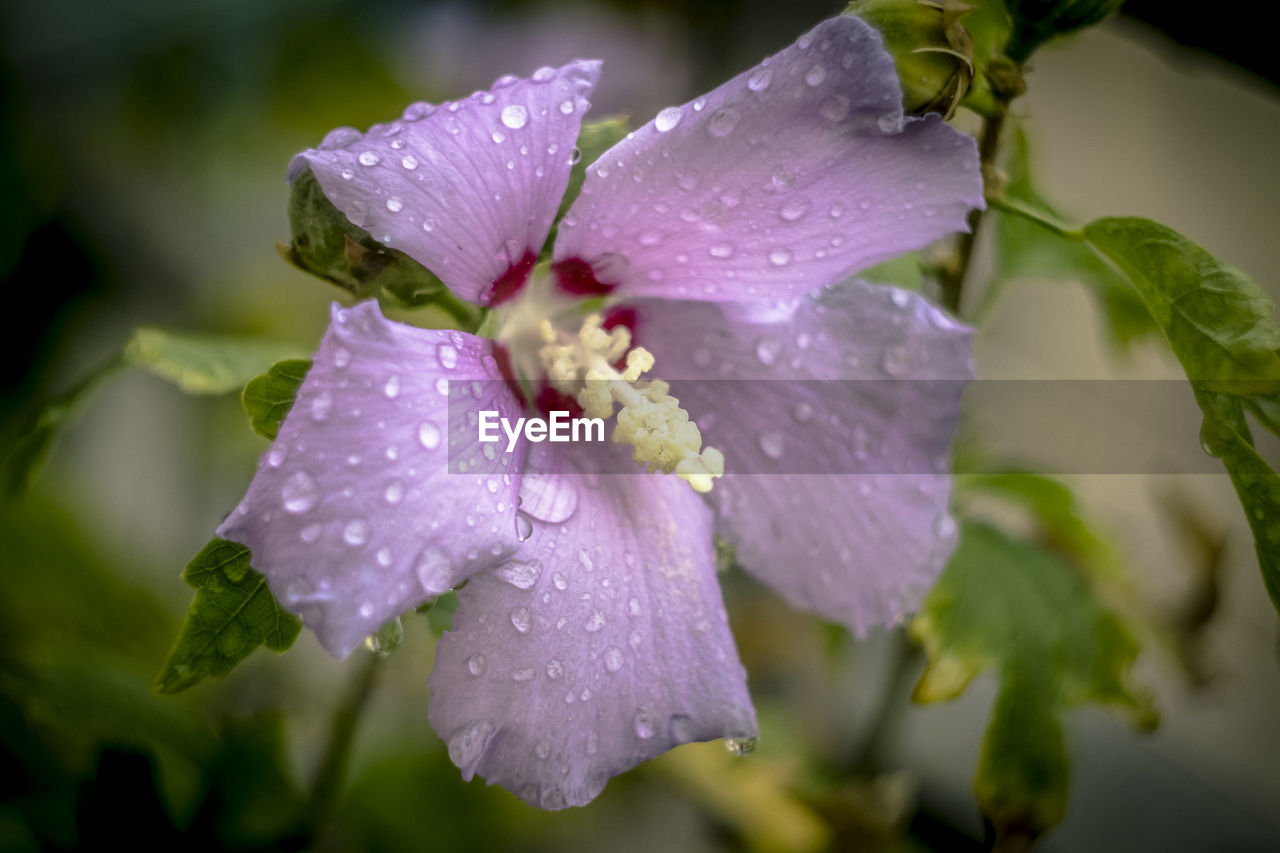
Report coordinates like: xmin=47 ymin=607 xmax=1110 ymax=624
xmin=219 ymin=15 xmax=981 ymax=809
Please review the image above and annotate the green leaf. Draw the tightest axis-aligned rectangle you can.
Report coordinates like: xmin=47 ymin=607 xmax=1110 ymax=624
xmin=284 ymin=169 xmax=482 ymax=329
xmin=5 ymin=357 xmax=126 ymax=496
xmin=1193 ymin=385 xmax=1280 ymax=609
xmin=1084 ymin=217 xmax=1280 ymax=394
xmin=861 ymin=251 xmax=924 ymax=291
xmin=155 ymin=539 xmax=301 ymax=694
xmin=124 ymin=327 xmax=306 ymax=395
xmin=957 ymin=469 xmax=1126 ymax=585
xmin=544 ymin=117 xmax=629 ymax=260
xmin=911 ymin=522 xmax=1154 ymax=842
xmin=241 ymin=359 xmax=311 ymax=440
xmin=988 ymin=129 xmax=1157 ymax=349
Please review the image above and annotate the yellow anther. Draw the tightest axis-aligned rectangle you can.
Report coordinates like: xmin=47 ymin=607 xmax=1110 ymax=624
xmin=537 ymin=313 xmax=724 ymax=492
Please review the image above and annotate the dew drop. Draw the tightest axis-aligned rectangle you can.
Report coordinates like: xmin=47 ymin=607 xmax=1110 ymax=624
xmin=510 ymin=607 xmax=532 ymax=633
xmin=585 ymin=610 xmax=606 ymax=632
xmin=890 ymin=289 xmax=911 ymax=308
xmin=383 ymin=375 xmax=401 ymax=398
xmin=559 ymin=99 xmax=574 ymax=115
xmin=634 ymin=708 xmax=656 ymax=739
xmin=516 ymin=512 xmax=534 ymax=541
xmin=758 ymin=432 xmax=785 ymax=459
xmin=768 ymin=248 xmax=792 ymax=267
xmin=490 ymin=130 xmax=506 ymax=144
xmin=376 ymin=547 xmax=393 ymax=567
xmin=793 ymin=402 xmax=814 ymax=423
xmin=654 ymin=106 xmax=684 ymax=132
xmin=805 ymin=64 xmax=827 ymax=87
xmin=552 ymin=572 xmax=568 ymax=591
xmin=282 ymin=472 xmax=321 ymax=514
xmin=414 ymin=547 xmax=451 ymax=592
xmin=437 ymin=344 xmax=459 ymax=369
xmin=310 ymin=390 xmax=333 ymax=422
xmin=709 ymin=242 xmax=734 ymax=259
xmin=418 ymin=421 xmax=441 ymax=450
xmin=384 ymin=480 xmax=404 ymax=505
xmin=748 ymin=68 xmax=772 ymax=91
xmin=496 ymin=560 xmax=541 ymax=590
xmin=603 ymin=647 xmax=624 ymax=673
xmin=707 ymin=107 xmax=740 ymax=138
xmin=342 ymin=519 xmax=370 ymax=547
xmin=300 ymin=523 xmax=322 ymax=544
xmin=401 ymin=155 xmax=418 ymax=170
xmin=358 ymin=150 xmax=380 ymax=166
xmin=512 ymin=668 xmax=534 ymax=682
xmin=669 ymin=714 xmax=695 ymax=744
xmin=500 ymin=104 xmax=528 ymax=129
xmin=819 ymin=95 xmax=850 ymax=122
xmin=755 ymin=337 xmax=781 ymax=366
xmin=467 ymin=654 xmax=486 ymax=676
xmin=779 ymin=198 xmax=811 ymax=222
xmin=448 ymin=721 xmax=494 ymax=773
xmin=724 ymin=736 xmax=757 ymax=756
xmin=385 ymin=197 xmax=403 ymax=213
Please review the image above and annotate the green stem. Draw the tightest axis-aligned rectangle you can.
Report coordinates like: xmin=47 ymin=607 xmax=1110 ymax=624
xmin=985 ymin=194 xmax=1083 ymax=241
xmin=939 ymin=61 xmax=1026 ymax=316
xmin=849 ymin=630 xmax=922 ymax=776
xmin=308 ymin=651 xmax=383 ymax=841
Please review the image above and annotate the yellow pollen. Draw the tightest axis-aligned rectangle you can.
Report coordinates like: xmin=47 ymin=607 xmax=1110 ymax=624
xmin=538 ymin=314 xmax=724 ymax=492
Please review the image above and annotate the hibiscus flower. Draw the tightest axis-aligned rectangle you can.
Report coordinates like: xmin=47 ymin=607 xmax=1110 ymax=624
xmin=218 ymin=14 xmax=982 ymax=808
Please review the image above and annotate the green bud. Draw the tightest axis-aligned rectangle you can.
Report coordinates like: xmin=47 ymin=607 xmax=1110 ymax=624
xmin=1005 ymin=0 xmax=1125 ymax=62
xmin=847 ymin=0 xmax=976 ymax=119
xmin=284 ymin=167 xmax=451 ymax=310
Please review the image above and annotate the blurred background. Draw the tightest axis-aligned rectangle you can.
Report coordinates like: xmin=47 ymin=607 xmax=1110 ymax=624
xmin=2 ymin=0 xmax=1279 ymax=850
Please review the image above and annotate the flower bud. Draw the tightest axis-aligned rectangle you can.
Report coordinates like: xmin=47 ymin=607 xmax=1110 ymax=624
xmin=847 ymin=0 xmax=975 ymax=119
xmin=1004 ymin=0 xmax=1124 ymax=62
xmin=284 ymin=167 xmax=451 ymax=309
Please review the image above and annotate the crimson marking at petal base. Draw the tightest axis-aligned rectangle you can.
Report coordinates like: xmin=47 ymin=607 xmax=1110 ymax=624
xmin=554 ymin=257 xmax=616 ymax=297
xmin=488 ymin=250 xmax=538 ymax=306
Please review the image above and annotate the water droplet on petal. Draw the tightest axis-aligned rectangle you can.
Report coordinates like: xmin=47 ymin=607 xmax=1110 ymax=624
xmin=500 ymin=104 xmax=528 ymax=129
xmin=768 ymin=248 xmax=792 ymax=267
xmin=510 ymin=607 xmax=531 ymax=633
xmin=707 ymin=107 xmax=740 ymax=138
xmin=384 ymin=375 xmax=401 ymax=398
xmin=448 ymin=721 xmax=494 ymax=775
xmin=603 ymin=647 xmax=623 ymax=673
xmin=414 ymin=547 xmax=451 ymax=592
xmin=467 ymin=654 xmax=486 ymax=676
xmin=792 ymin=402 xmax=814 ymax=423
xmin=342 ymin=519 xmax=370 ymax=547
xmin=779 ymin=198 xmax=811 ymax=222
xmin=655 ymin=106 xmax=684 ymax=132
xmin=300 ymin=523 xmax=322 ymax=544
xmin=376 ymin=547 xmax=393 ymax=567
xmin=384 ymin=480 xmax=404 ymax=505
xmin=724 ymin=736 xmax=757 ymax=756
xmin=518 ymin=472 xmax=578 ymax=523
xmin=634 ymin=707 xmax=656 ymax=739
xmin=310 ymin=390 xmax=333 ymax=422
xmin=881 ymin=345 xmax=911 ymax=376
xmin=755 ymin=337 xmax=781 ymax=366
xmin=496 ymin=560 xmax=541 ymax=590
xmin=282 ymin=471 xmax=321 ymax=514
xmin=669 ymin=714 xmax=695 ymax=744
xmin=585 ymin=610 xmax=606 ymax=632
xmin=748 ymin=68 xmax=772 ymax=91
xmin=890 ymin=289 xmax=911 ymax=308
xmin=819 ymin=95 xmax=850 ymax=122
xmin=804 ymin=64 xmax=827 ymax=86
xmin=546 ymin=658 xmax=564 ymax=679
xmin=418 ymin=421 xmax=441 ymax=450
xmin=516 ymin=512 xmax=534 ymax=541
xmin=758 ymin=432 xmax=785 ymax=459
xmin=512 ymin=668 xmax=534 ymax=682
xmin=709 ymin=242 xmax=734 ymax=259
xmin=401 ymin=155 xmax=418 ymax=170
xmin=358 ymin=150 xmax=380 ymax=166
xmin=386 ymin=197 xmax=403 ymax=213
xmin=437 ymin=344 xmax=459 ymax=369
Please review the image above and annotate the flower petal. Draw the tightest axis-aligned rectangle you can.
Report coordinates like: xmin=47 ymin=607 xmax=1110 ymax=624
xmin=292 ymin=61 xmax=601 ymax=305
xmin=428 ymin=444 xmax=756 ymax=809
xmin=553 ymin=15 xmax=982 ymax=302
xmin=627 ymin=280 xmax=972 ymax=632
xmin=218 ymin=301 xmax=526 ymax=657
